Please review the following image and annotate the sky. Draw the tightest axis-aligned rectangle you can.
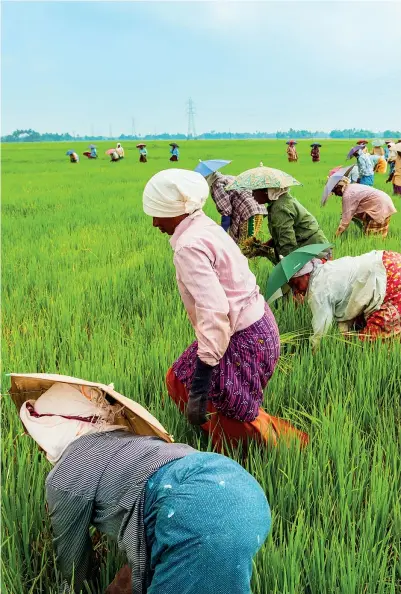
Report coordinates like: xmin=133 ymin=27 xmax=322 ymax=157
xmin=2 ymin=1 xmax=401 ymax=136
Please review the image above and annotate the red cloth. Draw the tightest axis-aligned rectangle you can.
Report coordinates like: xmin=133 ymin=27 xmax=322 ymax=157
xmin=362 ymin=251 xmax=401 ymax=339
xmin=166 ymin=368 xmax=308 ymax=451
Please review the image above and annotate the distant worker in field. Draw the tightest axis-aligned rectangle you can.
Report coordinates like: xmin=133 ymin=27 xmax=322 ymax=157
xmin=387 ymin=142 xmax=401 ymax=196
xmin=281 ymin=250 xmax=401 ymax=347
xmin=225 ymin=167 xmax=331 ymax=264
xmin=108 ymin=149 xmax=120 ymax=162
xmin=116 ymin=142 xmax=124 ymax=159
xmin=15 ymin=376 xmax=272 ymax=594
xmin=66 ymin=150 xmax=79 ymax=163
xmin=194 ymin=159 xmax=267 ymax=248
xmin=169 ymin=143 xmax=180 ymax=161
xmin=323 ymin=173 xmax=396 ymax=238
xmin=83 ymin=144 xmax=97 ymax=159
xmin=286 ymin=140 xmax=298 ymax=162
xmin=310 ymin=143 xmax=321 ymax=162
xmin=371 ymin=140 xmax=385 ymax=157
xmin=143 ymin=169 xmax=308 ymax=451
xmin=384 ymin=140 xmax=394 ymax=160
xmin=347 ymin=145 xmax=375 ymax=186
xmin=137 ymin=143 xmax=148 ymax=163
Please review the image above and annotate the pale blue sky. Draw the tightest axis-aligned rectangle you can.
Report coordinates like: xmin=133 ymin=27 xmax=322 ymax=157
xmin=2 ymin=1 xmax=400 ymax=135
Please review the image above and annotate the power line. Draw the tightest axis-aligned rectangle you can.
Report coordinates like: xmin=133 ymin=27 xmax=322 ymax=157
xmin=187 ymin=98 xmax=197 ymax=140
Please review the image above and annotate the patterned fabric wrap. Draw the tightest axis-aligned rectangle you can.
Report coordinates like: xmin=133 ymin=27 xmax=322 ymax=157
xmin=393 ymin=184 xmax=401 ymax=195
xmin=211 ymin=173 xmax=267 ymax=243
xmin=172 ymin=305 xmax=280 ymax=422
xmin=362 ymin=251 xmax=401 ymax=339
xmin=144 ymin=452 xmax=271 ymax=594
xmin=361 ymin=215 xmax=391 ymax=238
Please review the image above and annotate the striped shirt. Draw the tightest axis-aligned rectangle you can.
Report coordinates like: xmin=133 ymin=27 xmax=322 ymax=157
xmin=46 ymin=431 xmax=195 ymax=594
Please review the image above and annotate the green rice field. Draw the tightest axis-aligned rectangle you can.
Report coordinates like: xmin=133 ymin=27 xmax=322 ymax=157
xmin=2 ymin=140 xmax=401 ymax=593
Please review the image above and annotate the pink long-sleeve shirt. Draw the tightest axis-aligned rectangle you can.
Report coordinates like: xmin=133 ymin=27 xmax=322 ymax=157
xmin=170 ymin=211 xmax=266 ymax=366
xmin=338 ymin=184 xmax=396 ymax=233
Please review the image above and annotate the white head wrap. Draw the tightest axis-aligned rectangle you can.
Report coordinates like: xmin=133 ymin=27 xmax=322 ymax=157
xmin=267 ymin=187 xmax=289 ymax=201
xmin=143 ymin=169 xmax=209 ymax=218
xmin=19 ymin=382 xmax=124 ymax=464
xmin=293 ymin=258 xmax=323 ymax=278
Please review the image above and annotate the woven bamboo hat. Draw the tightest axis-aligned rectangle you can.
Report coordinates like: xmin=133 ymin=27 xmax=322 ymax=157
xmin=9 ymin=373 xmax=173 ymax=443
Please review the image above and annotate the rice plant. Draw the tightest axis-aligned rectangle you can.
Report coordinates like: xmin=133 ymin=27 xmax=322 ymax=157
xmin=2 ymin=140 xmax=400 ymax=593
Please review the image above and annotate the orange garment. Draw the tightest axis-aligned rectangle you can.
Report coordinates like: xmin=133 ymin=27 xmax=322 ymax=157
xmin=166 ymin=367 xmax=308 ymax=452
xmin=374 ymin=157 xmax=387 ymax=174
xmin=361 ymin=251 xmax=401 ymax=340
xmin=287 ymin=145 xmax=298 ymax=162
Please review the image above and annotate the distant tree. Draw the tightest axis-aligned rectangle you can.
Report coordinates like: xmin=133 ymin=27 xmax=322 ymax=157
xmin=2 ymin=127 xmax=399 ymax=143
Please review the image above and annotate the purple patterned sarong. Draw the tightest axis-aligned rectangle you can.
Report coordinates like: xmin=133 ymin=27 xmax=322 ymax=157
xmin=172 ymin=305 xmax=280 ymax=422
xmin=393 ymin=184 xmax=401 ymax=196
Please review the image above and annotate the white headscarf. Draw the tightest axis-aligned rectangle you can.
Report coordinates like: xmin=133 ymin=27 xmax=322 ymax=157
xmin=293 ymin=258 xmax=323 ymax=278
xmin=143 ymin=169 xmax=209 ymax=218
xmin=267 ymin=187 xmax=289 ymax=201
xmin=20 ymin=382 xmax=124 ymax=464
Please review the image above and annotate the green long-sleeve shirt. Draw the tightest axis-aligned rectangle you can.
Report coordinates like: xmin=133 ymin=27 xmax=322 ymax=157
xmin=267 ymin=193 xmax=329 ymax=258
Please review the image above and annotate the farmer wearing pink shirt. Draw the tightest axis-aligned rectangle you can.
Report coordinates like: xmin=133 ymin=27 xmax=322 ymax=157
xmin=143 ymin=169 xmax=307 ymax=451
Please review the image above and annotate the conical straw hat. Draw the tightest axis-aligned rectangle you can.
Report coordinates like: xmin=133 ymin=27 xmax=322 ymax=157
xmin=8 ymin=373 xmax=173 ymax=443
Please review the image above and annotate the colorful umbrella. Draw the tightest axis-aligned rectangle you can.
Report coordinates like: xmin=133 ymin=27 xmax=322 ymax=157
xmin=321 ymin=166 xmax=353 ymax=205
xmin=265 ymin=243 xmax=333 ymax=302
xmin=66 ymin=150 xmax=75 ymax=156
xmin=225 ymin=167 xmax=301 ymax=192
xmin=169 ymin=143 xmax=179 ymax=147
xmin=105 ymin=148 xmax=116 ymax=155
xmin=372 ymin=139 xmax=384 ymax=147
xmin=328 ymin=165 xmax=343 ymax=177
xmin=310 ymin=143 xmax=322 ymax=147
xmin=194 ymin=159 xmax=231 ymax=177
xmin=347 ymin=146 xmax=363 ymax=160
xmin=356 ymin=139 xmax=368 ymax=145
xmin=286 ymin=140 xmax=297 ymax=145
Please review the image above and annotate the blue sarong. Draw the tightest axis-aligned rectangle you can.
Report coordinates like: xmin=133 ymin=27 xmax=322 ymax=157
xmin=359 ymin=175 xmax=374 ymax=186
xmin=144 ymin=452 xmax=271 ymax=594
